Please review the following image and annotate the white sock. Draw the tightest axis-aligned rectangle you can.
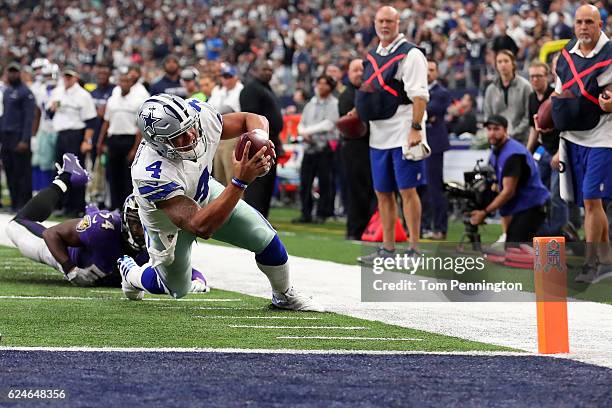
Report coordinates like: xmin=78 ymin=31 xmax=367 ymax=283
xmin=257 ymin=262 xmax=291 ymax=294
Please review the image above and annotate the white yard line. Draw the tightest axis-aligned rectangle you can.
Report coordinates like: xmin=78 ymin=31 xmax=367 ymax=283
xmin=0 ymin=346 xmax=528 ymax=356
xmin=0 ymin=295 xmax=241 ymax=302
xmin=228 ymin=325 xmax=366 ymax=330
xmin=194 ymin=316 xmax=321 ymax=320
xmin=277 ymin=336 xmax=423 ymax=341
xmin=1 ymin=214 xmax=611 ymax=368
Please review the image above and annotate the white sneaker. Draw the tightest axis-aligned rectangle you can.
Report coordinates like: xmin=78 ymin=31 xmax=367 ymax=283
xmin=272 ymin=287 xmax=325 ymax=312
xmin=117 ymin=255 xmax=144 ymax=301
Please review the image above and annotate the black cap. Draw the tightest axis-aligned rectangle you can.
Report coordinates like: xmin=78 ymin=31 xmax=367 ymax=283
xmin=483 ymin=114 xmax=508 ymax=128
xmin=7 ymin=61 xmax=21 ymax=72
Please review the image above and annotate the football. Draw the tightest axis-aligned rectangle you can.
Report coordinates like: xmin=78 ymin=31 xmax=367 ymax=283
xmin=234 ymin=129 xmax=275 ymax=163
xmin=536 ymin=98 xmax=554 ymax=130
xmin=336 ymin=114 xmax=367 ymax=139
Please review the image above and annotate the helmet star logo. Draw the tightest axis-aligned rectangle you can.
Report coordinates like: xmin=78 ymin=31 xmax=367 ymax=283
xmin=142 ymin=109 xmax=161 ymax=132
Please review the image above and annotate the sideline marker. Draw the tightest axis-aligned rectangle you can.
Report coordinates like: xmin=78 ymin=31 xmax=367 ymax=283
xmin=533 ymin=236 xmax=569 ymax=354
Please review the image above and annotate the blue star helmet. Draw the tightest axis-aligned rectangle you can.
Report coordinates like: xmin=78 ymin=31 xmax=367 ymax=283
xmin=121 ymin=194 xmax=145 ymax=252
xmin=136 ymin=93 xmax=206 ymax=160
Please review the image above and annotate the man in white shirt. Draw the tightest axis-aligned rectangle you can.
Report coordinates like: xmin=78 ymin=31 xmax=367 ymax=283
xmin=49 ymin=65 xmax=97 ymax=216
xmin=355 ymin=6 xmax=429 ymax=264
xmin=97 ymin=71 xmax=150 ymax=210
xmin=208 ymin=65 xmax=244 ymax=186
xmin=552 ymin=5 xmax=612 ymax=283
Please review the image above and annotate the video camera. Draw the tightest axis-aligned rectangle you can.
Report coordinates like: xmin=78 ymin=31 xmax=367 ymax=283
xmin=444 ymin=159 xmax=497 ymax=251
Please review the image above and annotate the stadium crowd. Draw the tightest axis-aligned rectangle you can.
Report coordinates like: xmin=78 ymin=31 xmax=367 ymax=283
xmin=0 ymin=0 xmax=611 ymax=253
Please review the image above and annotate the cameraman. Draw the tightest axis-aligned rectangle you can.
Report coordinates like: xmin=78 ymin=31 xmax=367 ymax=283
xmin=470 ymin=115 xmax=550 ymax=245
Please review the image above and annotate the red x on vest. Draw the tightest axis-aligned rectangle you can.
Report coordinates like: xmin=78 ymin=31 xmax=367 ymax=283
xmin=561 ymin=48 xmax=612 ymax=106
xmin=364 ymin=53 xmax=407 ymax=97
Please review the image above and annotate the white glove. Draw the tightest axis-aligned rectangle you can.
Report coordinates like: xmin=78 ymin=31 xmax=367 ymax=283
xmin=65 ymin=266 xmax=106 ymax=287
xmin=402 ymin=140 xmax=431 ymax=161
xmin=190 ymin=279 xmax=210 ymax=293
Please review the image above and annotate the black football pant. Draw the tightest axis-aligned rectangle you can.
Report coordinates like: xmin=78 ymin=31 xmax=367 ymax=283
xmin=341 ymin=137 xmax=375 ymax=238
xmin=56 ymin=129 xmax=86 ymax=216
xmin=106 ymin=134 xmax=135 ymax=210
xmin=1 ymin=142 xmax=32 ymax=211
xmin=299 ymin=150 xmax=334 ymax=220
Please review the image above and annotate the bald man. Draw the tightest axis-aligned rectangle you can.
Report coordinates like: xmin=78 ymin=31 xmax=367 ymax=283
xmin=552 ymin=4 xmax=612 ymax=283
xmin=338 ymin=59 xmax=375 ymax=240
xmin=355 ymin=6 xmax=429 ymax=264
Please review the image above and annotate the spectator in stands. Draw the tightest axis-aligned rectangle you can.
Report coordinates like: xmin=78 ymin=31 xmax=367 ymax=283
xmin=198 ymin=74 xmax=216 ymax=101
xmin=553 ymin=13 xmax=574 ymax=40
xmin=209 ymin=65 xmax=244 ymax=186
xmin=293 ymin=74 xmax=339 ymax=224
xmin=447 ymin=93 xmax=478 ymax=137
xmin=239 ymin=59 xmax=284 ymax=218
xmin=421 ymin=60 xmax=452 ymax=240
xmin=338 ymin=58 xmax=375 ymax=240
xmin=89 ymin=63 xmax=115 ymax=165
xmin=49 ymin=65 xmax=96 ymax=216
xmin=149 ymin=55 xmax=185 ymax=97
xmin=484 ymin=50 xmax=532 ymax=144
xmin=96 ymin=71 xmax=149 ymax=210
xmin=0 ymin=62 xmax=36 ymax=212
xmin=125 ymin=65 xmax=149 ymax=98
xmin=181 ymin=67 xmax=206 ymax=101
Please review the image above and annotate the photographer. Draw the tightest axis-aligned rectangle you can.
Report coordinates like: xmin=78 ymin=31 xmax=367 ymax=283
xmin=470 ymin=115 xmax=550 ymax=245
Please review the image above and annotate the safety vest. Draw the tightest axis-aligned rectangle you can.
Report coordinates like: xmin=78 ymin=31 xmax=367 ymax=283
xmin=489 ymin=138 xmax=550 ymax=216
xmin=552 ymin=38 xmax=612 ymax=131
xmin=355 ymin=41 xmax=415 ymax=121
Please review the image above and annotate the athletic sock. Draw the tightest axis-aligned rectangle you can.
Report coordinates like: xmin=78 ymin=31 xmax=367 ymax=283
xmin=256 ymin=262 xmax=291 ymax=294
xmin=15 ymin=178 xmax=68 ymax=222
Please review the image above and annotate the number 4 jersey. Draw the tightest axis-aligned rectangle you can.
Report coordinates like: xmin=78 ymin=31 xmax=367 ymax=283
xmin=131 ymin=99 xmax=222 ymax=267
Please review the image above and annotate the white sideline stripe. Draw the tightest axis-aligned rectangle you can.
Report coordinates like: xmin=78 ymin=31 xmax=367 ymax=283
xmin=155 ymin=306 xmax=260 ymax=310
xmin=229 ymin=325 xmax=366 ymax=330
xmin=194 ymin=316 xmax=321 ymax=320
xmin=0 ymin=346 xmax=529 ymax=356
xmin=0 ymin=295 xmax=241 ymax=302
xmin=277 ymin=336 xmax=423 ymax=341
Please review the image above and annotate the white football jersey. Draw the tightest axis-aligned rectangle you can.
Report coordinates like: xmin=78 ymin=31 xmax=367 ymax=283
xmin=131 ymin=99 xmax=223 ymax=266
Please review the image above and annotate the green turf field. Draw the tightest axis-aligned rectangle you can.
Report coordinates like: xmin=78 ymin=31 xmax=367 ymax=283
xmin=0 ymin=246 xmax=513 ymax=352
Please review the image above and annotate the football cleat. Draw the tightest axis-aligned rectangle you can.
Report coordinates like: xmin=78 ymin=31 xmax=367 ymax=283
xmin=190 ymin=268 xmax=210 ymax=293
xmin=117 ymin=255 xmax=144 ymax=300
xmin=56 ymin=153 xmax=89 ymax=187
xmin=272 ymin=287 xmax=325 ymax=312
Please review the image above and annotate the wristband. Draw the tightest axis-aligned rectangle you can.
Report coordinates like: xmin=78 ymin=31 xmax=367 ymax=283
xmin=61 ymin=260 xmax=76 ymax=274
xmin=231 ymin=177 xmax=248 ymax=190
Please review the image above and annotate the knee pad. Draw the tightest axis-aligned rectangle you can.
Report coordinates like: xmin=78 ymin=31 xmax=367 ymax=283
xmin=255 ymin=235 xmax=288 ymax=266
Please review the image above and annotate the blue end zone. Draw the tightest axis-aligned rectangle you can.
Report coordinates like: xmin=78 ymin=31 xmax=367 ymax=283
xmin=0 ymin=351 xmax=610 ymax=407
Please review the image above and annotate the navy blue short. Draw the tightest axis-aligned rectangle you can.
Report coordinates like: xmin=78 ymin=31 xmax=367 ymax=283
xmin=566 ymin=141 xmax=612 ymax=205
xmin=369 ymin=147 xmax=426 ymax=193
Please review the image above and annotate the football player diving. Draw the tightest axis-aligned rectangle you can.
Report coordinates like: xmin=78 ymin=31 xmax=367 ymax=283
xmin=118 ymin=94 xmax=323 ymax=311
xmin=6 ymin=153 xmax=209 ymax=292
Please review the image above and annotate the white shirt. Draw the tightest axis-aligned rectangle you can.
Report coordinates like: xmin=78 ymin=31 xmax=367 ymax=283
xmin=50 ymin=83 xmax=97 ymax=132
xmin=132 ymin=99 xmax=222 ymax=267
xmin=207 ymin=81 xmax=244 ymax=114
xmin=111 ymin=81 xmax=150 ymax=100
xmin=555 ymin=33 xmax=612 ymax=148
xmin=104 ymin=87 xmax=150 ymax=135
xmin=368 ymin=34 xmax=430 ymax=149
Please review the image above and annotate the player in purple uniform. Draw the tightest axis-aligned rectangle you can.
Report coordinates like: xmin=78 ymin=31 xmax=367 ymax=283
xmin=6 ymin=153 xmax=209 ymax=291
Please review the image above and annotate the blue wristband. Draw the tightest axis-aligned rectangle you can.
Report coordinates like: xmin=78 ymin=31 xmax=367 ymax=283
xmin=231 ymin=177 xmax=248 ymax=189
